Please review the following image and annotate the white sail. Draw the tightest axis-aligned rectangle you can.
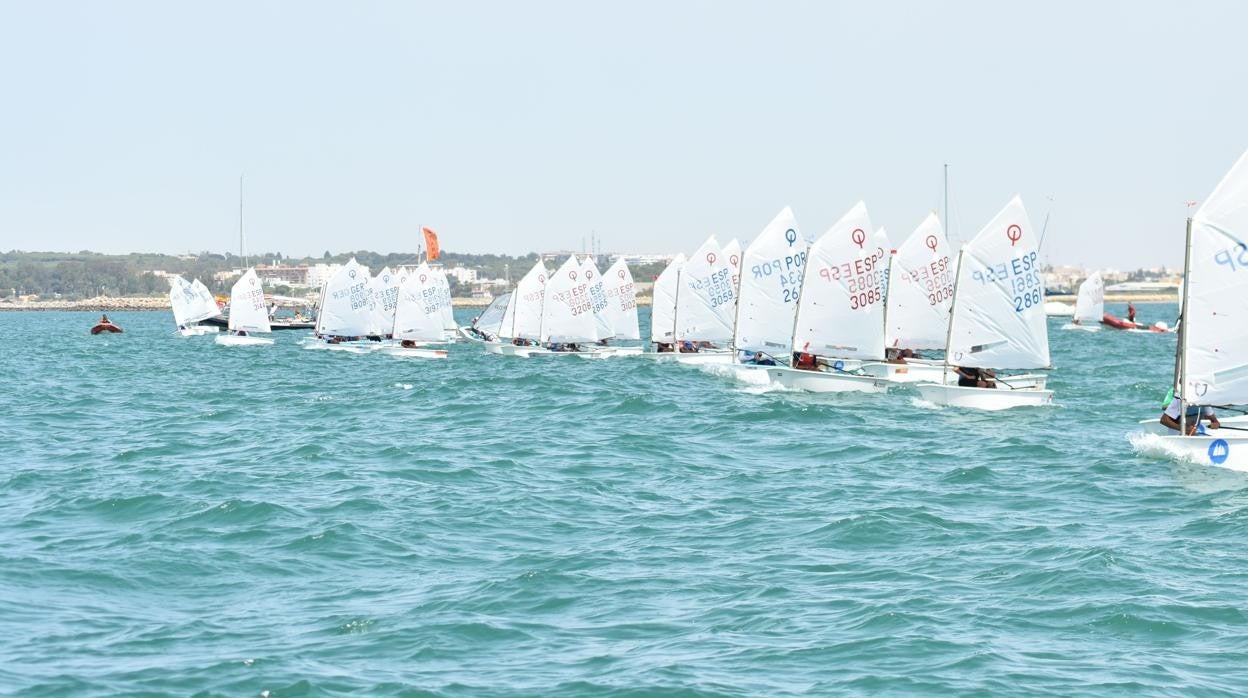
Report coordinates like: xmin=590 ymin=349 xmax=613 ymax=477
xmin=581 ymin=257 xmax=614 ymax=339
xmin=498 ymin=290 xmax=518 ymax=339
xmin=371 ymin=267 xmax=400 ymax=336
xmin=603 ymin=258 xmax=640 ymax=340
xmin=392 ymin=264 xmax=446 ymax=342
xmin=510 ymin=259 xmax=549 ymax=341
xmin=432 ymin=269 xmax=456 ymax=331
xmin=650 ymin=254 xmax=685 ymax=344
xmin=675 ymin=236 xmax=736 ymax=342
xmin=791 ymin=202 xmax=886 ymax=359
xmin=1183 ymin=148 xmax=1248 ymax=406
xmin=168 ymin=275 xmax=196 ymax=327
xmin=188 ymin=279 xmax=220 ymax=322
xmin=723 ymin=238 xmax=743 ymax=292
xmin=732 ymin=206 xmax=806 ymax=356
xmin=477 ymin=292 xmax=512 ymax=337
xmin=874 ymin=227 xmax=892 ymax=297
xmin=315 ymin=258 xmax=375 ymax=337
xmin=541 ymin=256 xmax=598 ymax=343
xmin=1073 ymin=271 xmax=1104 ymax=324
xmin=946 ymin=195 xmax=1049 ymax=369
xmin=227 ymin=268 xmax=270 ymax=333
xmin=885 ymin=213 xmax=955 ymax=350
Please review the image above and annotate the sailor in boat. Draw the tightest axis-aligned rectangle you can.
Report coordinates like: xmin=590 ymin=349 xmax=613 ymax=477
xmin=954 ymin=366 xmax=996 ymax=388
xmin=400 ymin=339 xmax=419 ymax=349
xmin=886 ymin=348 xmax=918 ymax=364
xmin=1160 ymin=397 xmax=1221 ymax=436
xmin=679 ymin=341 xmax=699 ymax=353
xmin=740 ymin=350 xmax=776 ymax=366
xmin=1127 ymin=302 xmax=1137 ymax=324
xmin=793 ymin=352 xmax=818 ymax=371
xmin=656 ymin=342 xmax=675 ymax=353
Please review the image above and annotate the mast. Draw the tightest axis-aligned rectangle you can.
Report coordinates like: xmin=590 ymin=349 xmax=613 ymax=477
xmin=881 ymin=251 xmax=896 ymax=352
xmin=671 ymin=267 xmax=683 ymax=345
xmin=239 ymin=174 xmax=247 ymax=268
xmin=941 ymin=249 xmax=967 ymax=385
xmin=943 ymin=164 xmax=949 ymax=236
xmin=1177 ymin=217 xmax=1194 ymax=435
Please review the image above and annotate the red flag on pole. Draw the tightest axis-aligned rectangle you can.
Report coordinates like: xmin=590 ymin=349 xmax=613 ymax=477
xmin=422 ymin=227 xmax=440 ymax=260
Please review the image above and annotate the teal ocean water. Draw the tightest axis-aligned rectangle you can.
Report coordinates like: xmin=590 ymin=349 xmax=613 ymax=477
xmin=5 ymin=303 xmax=1248 ymax=696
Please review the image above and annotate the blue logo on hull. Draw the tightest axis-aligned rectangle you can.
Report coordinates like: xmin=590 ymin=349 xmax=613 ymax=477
xmin=1208 ymin=439 xmax=1230 ymax=465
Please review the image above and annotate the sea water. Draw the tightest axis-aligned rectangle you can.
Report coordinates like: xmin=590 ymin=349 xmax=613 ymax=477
xmin=4 ymin=303 xmax=1248 ymax=696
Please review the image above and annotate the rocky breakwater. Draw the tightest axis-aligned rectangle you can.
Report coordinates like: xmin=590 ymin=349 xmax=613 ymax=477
xmin=0 ymin=296 xmax=172 ymax=311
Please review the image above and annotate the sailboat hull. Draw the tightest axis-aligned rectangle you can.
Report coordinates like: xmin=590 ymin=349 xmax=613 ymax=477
xmin=214 ymin=334 xmax=273 ymax=346
xmin=1152 ymin=434 xmax=1248 ymax=472
xmin=379 ymin=346 xmax=448 ymax=359
xmin=859 ymin=360 xmax=948 ymax=384
xmin=177 ymin=325 xmax=218 ymax=337
xmin=914 ymin=382 xmax=1053 ymax=410
xmin=765 ymin=367 xmax=889 ymax=393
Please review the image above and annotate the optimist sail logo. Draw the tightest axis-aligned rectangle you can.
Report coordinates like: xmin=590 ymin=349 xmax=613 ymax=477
xmin=1208 ymin=439 xmax=1230 ymax=465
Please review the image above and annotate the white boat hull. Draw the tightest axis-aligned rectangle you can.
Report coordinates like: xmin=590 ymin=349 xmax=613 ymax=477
xmin=859 ymin=360 xmax=948 ymax=384
xmin=668 ymin=352 xmax=734 ymax=365
xmin=1149 ymin=434 xmax=1248 ymax=472
xmin=485 ymin=342 xmax=551 ymax=357
xmin=177 ymin=325 xmax=218 ymax=336
xmin=214 ymin=334 xmax=273 ymax=346
xmin=379 ymin=346 xmax=448 ymax=359
xmin=914 ymin=382 xmax=1053 ymax=410
xmin=765 ymin=367 xmax=889 ymax=393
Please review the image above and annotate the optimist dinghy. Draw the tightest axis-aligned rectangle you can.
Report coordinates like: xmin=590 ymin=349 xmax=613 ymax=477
xmin=914 ymin=196 xmax=1053 ymax=409
xmin=485 ymin=259 xmax=552 ymax=356
xmin=215 ymin=268 xmax=273 ymax=346
xmin=669 ymin=237 xmax=736 ymax=364
xmin=641 ymin=254 xmax=686 ymax=360
xmin=1136 ymin=148 xmax=1248 ymax=471
xmin=460 ymin=292 xmax=511 ymax=343
xmin=730 ymin=207 xmax=808 ymax=372
xmin=169 ymin=276 xmax=221 ymax=336
xmin=767 ymin=202 xmax=889 ymax=393
xmin=590 ymin=257 xmax=642 ymax=357
xmin=381 ymin=264 xmax=448 ymax=358
xmin=861 ymin=213 xmax=954 ymax=384
xmin=305 ymin=258 xmax=381 ymax=351
xmin=1065 ymin=272 xmax=1104 ymax=331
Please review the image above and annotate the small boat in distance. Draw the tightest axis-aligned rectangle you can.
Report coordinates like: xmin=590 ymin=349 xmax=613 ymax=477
xmin=169 ymin=276 xmax=221 ymax=336
xmin=90 ymin=314 xmax=123 ymax=334
xmin=215 ymin=268 xmax=274 ymax=346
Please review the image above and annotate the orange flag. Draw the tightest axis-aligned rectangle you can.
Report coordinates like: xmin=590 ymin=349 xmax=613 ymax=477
xmin=421 ymin=227 xmax=440 ymax=260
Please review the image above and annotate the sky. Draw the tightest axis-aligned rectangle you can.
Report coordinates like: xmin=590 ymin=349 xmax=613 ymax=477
xmin=1 ymin=0 xmax=1246 ymax=269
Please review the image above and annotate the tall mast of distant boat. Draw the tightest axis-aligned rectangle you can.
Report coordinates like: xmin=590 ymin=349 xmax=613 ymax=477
xmin=239 ymin=174 xmax=247 ymax=268
xmin=943 ymin=163 xmax=948 ymax=235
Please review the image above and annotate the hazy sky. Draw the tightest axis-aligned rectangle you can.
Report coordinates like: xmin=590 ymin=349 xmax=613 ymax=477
xmin=2 ymin=1 xmax=1246 ymax=268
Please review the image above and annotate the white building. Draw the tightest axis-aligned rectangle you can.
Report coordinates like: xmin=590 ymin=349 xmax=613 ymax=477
xmin=305 ymin=263 xmax=343 ymax=288
xmin=445 ymin=266 xmax=478 ymax=284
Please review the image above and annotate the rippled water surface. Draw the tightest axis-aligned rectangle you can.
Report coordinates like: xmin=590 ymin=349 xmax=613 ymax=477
xmin=5 ymin=304 xmax=1248 ymax=696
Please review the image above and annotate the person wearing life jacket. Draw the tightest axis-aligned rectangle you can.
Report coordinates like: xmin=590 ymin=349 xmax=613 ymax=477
xmin=400 ymin=339 xmax=418 ymax=349
xmin=793 ymin=352 xmax=818 ymax=371
xmin=1160 ymin=396 xmax=1221 ymax=435
xmin=656 ymin=342 xmax=674 ymax=353
xmin=954 ymin=366 xmax=996 ymax=388
xmin=1127 ymin=302 xmax=1137 ymax=324
xmin=679 ymin=340 xmax=698 ymax=353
